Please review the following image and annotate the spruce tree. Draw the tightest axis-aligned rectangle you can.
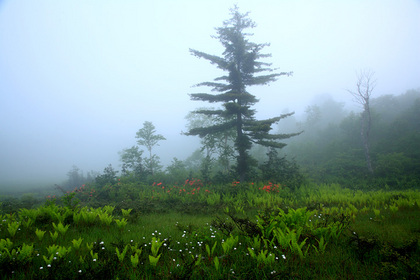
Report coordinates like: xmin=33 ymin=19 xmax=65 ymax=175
xmin=186 ymin=6 xmax=300 ymax=182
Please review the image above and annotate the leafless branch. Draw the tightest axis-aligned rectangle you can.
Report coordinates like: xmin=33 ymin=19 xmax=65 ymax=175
xmin=347 ymin=69 xmax=376 ymax=107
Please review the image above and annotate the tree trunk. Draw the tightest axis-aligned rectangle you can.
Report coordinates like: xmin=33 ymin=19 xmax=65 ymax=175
xmin=361 ymin=106 xmax=373 ymax=174
xmin=236 ymin=112 xmax=246 ymax=182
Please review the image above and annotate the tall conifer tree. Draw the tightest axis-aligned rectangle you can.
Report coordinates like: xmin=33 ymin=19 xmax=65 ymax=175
xmin=186 ymin=6 xmax=300 ymax=182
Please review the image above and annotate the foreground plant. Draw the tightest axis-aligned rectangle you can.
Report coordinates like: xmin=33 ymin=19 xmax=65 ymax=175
xmin=115 ymin=218 xmax=128 ymax=231
xmin=149 ymin=237 xmax=164 ymax=267
xmin=116 ymin=244 xmax=129 ymax=263
xmin=7 ymin=221 xmax=20 ymax=237
xmin=35 ymin=228 xmax=46 ymax=241
xmin=52 ymin=222 xmax=70 ymax=236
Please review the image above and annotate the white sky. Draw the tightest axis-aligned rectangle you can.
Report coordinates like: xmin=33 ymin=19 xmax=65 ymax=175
xmin=1 ymin=0 xmax=419 ymax=187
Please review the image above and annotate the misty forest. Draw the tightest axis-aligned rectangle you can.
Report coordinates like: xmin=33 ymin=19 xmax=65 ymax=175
xmin=1 ymin=6 xmax=420 ymax=280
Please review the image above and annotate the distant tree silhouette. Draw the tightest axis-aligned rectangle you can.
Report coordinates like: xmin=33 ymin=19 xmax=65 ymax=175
xmin=348 ymin=69 xmax=376 ymax=174
xmin=136 ymin=121 xmax=166 ymax=175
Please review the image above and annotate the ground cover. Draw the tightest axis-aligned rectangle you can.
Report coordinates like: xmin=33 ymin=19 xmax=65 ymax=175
xmin=0 ymin=182 xmax=419 ymax=279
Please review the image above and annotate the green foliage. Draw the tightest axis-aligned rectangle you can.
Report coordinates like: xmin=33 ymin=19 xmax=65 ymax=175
xmin=115 ymin=244 xmax=129 ymax=263
xmin=95 ymin=164 xmax=118 ymax=188
xmin=260 ymin=148 xmax=304 ymax=189
xmin=0 ymin=179 xmax=419 ymax=279
xmin=115 ymin=218 xmax=128 ymax=230
xmin=71 ymin=237 xmax=83 ymax=250
xmin=186 ymin=6 xmax=298 ymax=182
xmin=52 ymin=222 xmax=70 ymax=236
xmin=7 ymin=221 xmax=19 ymax=237
xmin=136 ymin=121 xmax=166 ymax=175
xmin=61 ymin=192 xmax=80 ymax=210
xmin=119 ymin=146 xmax=145 ymax=177
xmin=165 ymin=157 xmax=189 ymax=183
xmin=283 ymin=90 xmax=420 ymax=189
xmin=35 ymin=228 xmax=46 ymax=241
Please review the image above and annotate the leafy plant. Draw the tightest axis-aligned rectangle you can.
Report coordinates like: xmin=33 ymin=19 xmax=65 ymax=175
xmin=121 ymin=208 xmax=132 ymax=217
xmin=35 ymin=228 xmax=46 ymax=241
xmin=205 ymin=241 xmax=218 ymax=258
xmin=17 ymin=243 xmax=34 ymax=263
xmin=71 ymin=237 xmax=83 ymax=250
xmin=222 ymin=234 xmax=238 ymax=255
xmin=114 ymin=218 xmax=128 ymax=230
xmin=115 ymin=244 xmax=129 ymax=263
xmin=130 ymin=253 xmax=139 ymax=268
xmin=49 ymin=231 xmax=59 ymax=242
xmin=0 ymin=238 xmax=13 ymax=251
xmin=52 ymin=222 xmax=70 ymax=236
xmin=7 ymin=221 xmax=19 ymax=237
xmin=149 ymin=237 xmax=164 ymax=267
xmin=312 ymin=236 xmax=328 ymax=255
xmin=99 ymin=213 xmax=113 ymax=227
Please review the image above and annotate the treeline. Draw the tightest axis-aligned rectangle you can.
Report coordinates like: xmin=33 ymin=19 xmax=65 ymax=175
xmin=281 ymin=89 xmax=420 ymax=189
xmin=63 ymin=89 xmax=419 ymax=192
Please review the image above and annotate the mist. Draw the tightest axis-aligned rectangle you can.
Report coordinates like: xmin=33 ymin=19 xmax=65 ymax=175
xmin=1 ymin=0 xmax=419 ymax=191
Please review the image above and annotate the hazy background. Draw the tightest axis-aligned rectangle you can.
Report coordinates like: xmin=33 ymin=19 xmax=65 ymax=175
xmin=1 ymin=0 xmax=419 ymax=189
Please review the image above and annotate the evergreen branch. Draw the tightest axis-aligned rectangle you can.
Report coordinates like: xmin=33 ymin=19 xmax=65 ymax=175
xmin=252 ymin=140 xmax=287 ymax=149
xmin=194 ymin=81 xmax=230 ymax=92
xmin=189 ymin=49 xmax=228 ymax=70
xmin=185 ymin=121 xmax=236 ymax=138
xmin=193 ymin=109 xmax=224 ymax=116
xmin=246 ymin=73 xmax=292 ymax=86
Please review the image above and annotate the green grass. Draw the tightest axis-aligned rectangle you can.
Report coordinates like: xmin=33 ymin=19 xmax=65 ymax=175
xmin=1 ymin=182 xmax=419 ymax=279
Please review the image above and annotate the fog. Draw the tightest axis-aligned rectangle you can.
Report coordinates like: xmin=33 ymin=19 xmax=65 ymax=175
xmin=1 ymin=0 xmax=419 ymax=190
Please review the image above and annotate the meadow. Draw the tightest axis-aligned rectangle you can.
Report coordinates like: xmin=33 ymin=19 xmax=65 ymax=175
xmin=1 ymin=180 xmax=419 ymax=279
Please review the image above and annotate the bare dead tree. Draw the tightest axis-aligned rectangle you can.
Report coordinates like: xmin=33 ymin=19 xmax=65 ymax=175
xmin=348 ymin=69 xmax=376 ymax=174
